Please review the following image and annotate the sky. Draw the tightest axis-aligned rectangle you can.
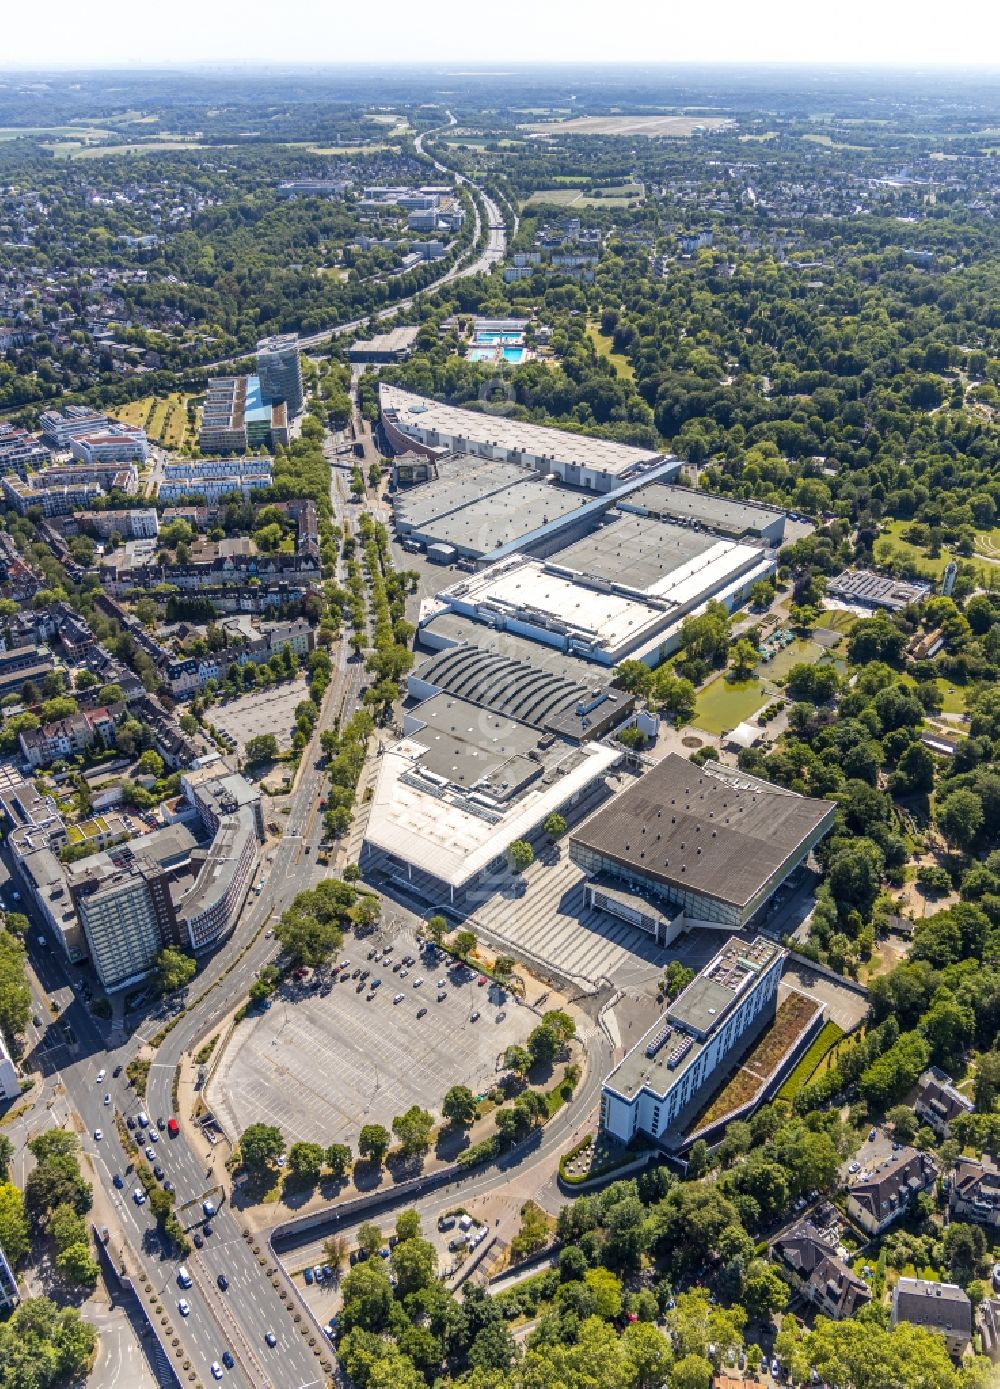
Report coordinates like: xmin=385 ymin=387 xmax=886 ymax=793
xmin=1 ymin=0 xmax=999 ymax=68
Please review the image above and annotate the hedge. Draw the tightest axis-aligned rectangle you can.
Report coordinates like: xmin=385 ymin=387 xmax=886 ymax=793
xmin=774 ymin=1021 xmax=845 ymax=1107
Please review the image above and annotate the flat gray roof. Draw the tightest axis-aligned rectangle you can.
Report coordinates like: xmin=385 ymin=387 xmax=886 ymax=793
xmin=622 ymin=482 xmax=785 ymax=537
xmin=350 ymin=325 xmax=420 ymax=355
xmin=572 ymin=755 xmax=835 ymax=910
xmin=553 ymin=513 xmax=718 ymax=592
xmin=394 ymin=460 xmax=526 ymax=530
xmin=410 ymin=479 xmax=590 ymax=555
xmin=407 ymin=693 xmax=543 ymax=794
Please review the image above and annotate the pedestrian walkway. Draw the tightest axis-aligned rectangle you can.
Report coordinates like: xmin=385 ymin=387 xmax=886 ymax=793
xmin=468 ymin=857 xmax=666 ymax=992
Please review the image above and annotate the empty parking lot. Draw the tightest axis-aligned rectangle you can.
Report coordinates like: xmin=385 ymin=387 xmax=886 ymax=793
xmin=210 ymin=934 xmax=535 ymax=1146
xmin=209 ymin=678 xmax=307 ymax=752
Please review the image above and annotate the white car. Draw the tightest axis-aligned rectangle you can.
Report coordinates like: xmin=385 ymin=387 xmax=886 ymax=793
xmin=96 ymin=1069 xmax=106 ymax=1083
xmin=103 ymin=1093 xmax=111 ymax=1106
xmin=133 ymin=1188 xmax=146 ymax=1205
xmin=148 ymin=1129 xmax=159 ymax=1142
xmin=413 ymin=977 xmax=423 ymax=988
xmin=145 ymin=1146 xmax=156 ymax=1161
xmin=93 ymin=1129 xmax=103 ymax=1141
xmin=393 ymin=993 xmax=404 ymax=1004
xmin=211 ymin=1363 xmax=223 ymax=1380
xmin=178 ymin=1299 xmax=190 ymax=1317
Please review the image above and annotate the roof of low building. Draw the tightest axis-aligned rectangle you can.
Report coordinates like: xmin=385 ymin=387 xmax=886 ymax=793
xmin=570 ymin=754 xmax=835 ymax=910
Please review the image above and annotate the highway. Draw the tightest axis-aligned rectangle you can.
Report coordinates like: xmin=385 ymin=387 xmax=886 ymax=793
xmin=201 ymin=111 xmax=508 ymax=371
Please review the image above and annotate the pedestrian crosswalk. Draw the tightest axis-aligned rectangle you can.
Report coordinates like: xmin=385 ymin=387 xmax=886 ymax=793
xmin=467 ymin=857 xmax=665 ymax=993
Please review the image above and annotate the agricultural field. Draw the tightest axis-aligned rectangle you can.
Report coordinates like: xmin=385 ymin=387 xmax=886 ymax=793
xmin=521 ymin=114 xmax=733 ymax=137
xmin=522 ymin=187 xmax=642 ymax=209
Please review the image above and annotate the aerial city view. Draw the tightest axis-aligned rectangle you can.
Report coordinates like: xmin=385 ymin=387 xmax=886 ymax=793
xmin=0 ymin=8 xmax=999 ymax=1389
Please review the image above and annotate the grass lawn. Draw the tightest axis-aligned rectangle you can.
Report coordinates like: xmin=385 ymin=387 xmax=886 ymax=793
xmin=817 ymin=608 xmax=857 ymax=633
xmin=874 ymin=518 xmax=1000 ymax=584
xmin=693 ymin=676 xmax=768 ymax=735
xmin=585 ymin=321 xmax=634 ymax=380
xmin=697 ymin=992 xmax=820 ymax=1129
xmin=935 ymin=678 xmax=968 ymax=715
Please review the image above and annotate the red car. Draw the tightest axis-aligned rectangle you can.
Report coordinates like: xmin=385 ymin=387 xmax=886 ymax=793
xmin=167 ymin=1118 xmax=179 ymax=1138
xmin=477 ymin=975 xmax=488 ymax=987
xmin=293 ymin=967 xmax=308 ymax=980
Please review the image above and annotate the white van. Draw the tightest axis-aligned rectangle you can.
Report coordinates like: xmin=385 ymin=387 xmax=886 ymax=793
xmin=177 ymin=1267 xmax=192 ymax=1288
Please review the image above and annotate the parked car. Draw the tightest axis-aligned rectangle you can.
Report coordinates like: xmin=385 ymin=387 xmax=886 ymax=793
xmin=113 ymin=1173 xmax=124 ymax=1189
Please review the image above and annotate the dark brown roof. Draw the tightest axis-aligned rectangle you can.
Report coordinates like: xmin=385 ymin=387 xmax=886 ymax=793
xmin=570 ymin=754 xmax=835 ymax=909
xmin=847 ymin=1148 xmax=937 ymax=1225
xmin=772 ymin=1221 xmax=871 ymax=1321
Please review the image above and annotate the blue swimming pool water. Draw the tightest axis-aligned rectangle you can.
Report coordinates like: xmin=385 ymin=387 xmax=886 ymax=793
xmin=468 ymin=347 xmax=494 ymax=361
xmin=475 ymin=331 xmax=524 ymax=346
xmin=475 ymin=332 xmax=500 ymax=344
xmin=502 ymin=347 xmax=525 ymax=363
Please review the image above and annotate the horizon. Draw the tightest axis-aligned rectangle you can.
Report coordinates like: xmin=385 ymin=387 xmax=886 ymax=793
xmin=3 ymin=0 xmax=1000 ymax=70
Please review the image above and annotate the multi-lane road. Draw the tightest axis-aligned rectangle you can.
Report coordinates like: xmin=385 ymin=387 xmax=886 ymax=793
xmin=2 ymin=117 xmax=521 ymax=1384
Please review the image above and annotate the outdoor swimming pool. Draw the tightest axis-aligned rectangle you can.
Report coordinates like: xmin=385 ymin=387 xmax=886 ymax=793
xmin=502 ymin=346 xmax=526 ymax=362
xmin=475 ymin=331 xmax=524 ymax=345
xmin=468 ymin=347 xmax=494 ymax=362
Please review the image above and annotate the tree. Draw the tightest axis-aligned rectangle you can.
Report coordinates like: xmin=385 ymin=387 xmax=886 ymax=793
xmin=358 ymin=1222 xmax=384 ymax=1257
xmin=527 ymin=1022 xmax=559 ymax=1064
xmin=804 ymin=1314 xmax=972 ymax=1389
xmin=56 ymin=1238 xmax=99 ymax=1287
xmin=741 ymin=1258 xmax=789 ymax=1318
xmin=0 ymin=1298 xmax=97 ymax=1386
xmin=544 ymin=812 xmax=567 ymax=839
xmin=0 ymin=930 xmax=31 ymax=1040
xmin=136 ymin=749 xmax=164 ymax=779
xmin=936 ymin=788 xmax=984 ymax=852
xmin=390 ymin=1236 xmax=437 ymax=1296
xmin=0 ymin=1181 xmax=29 ymax=1265
xmin=622 ymin=1321 xmax=674 ymax=1389
xmin=274 ymin=903 xmax=343 ymax=968
xmin=426 ymin=915 xmax=447 ymax=945
xmin=652 ymin=671 xmax=697 ymax=726
xmin=323 ymin=1234 xmax=349 ymax=1273
xmin=0 ymin=1134 xmax=11 ymax=1174
xmin=729 ymin=638 xmax=758 ymax=680
xmin=671 ymin=1355 xmax=714 ymax=1389
xmin=325 ymin=1142 xmax=352 ymax=1178
xmin=239 ymin=1123 xmax=284 ymax=1171
xmin=395 ymin=1209 xmax=422 ymax=1243
xmin=339 ymin=1262 xmax=393 ymax=1334
xmin=154 ymin=947 xmax=196 ymax=995
xmin=287 ymin=1141 xmax=324 ymax=1183
xmin=244 ymin=733 xmax=279 ymax=765
xmin=453 ymin=929 xmax=477 ymax=958
xmin=974 ymin=1052 xmax=1000 ymax=1114
xmin=505 ymin=839 xmax=534 ymax=874
xmin=358 ymin=1124 xmax=390 ymax=1165
xmin=505 ymin=1044 xmax=532 ymax=1077
xmin=392 ymin=1106 xmax=434 ymax=1157
xmin=442 ymin=1085 xmax=477 ymax=1129
xmin=943 ymin=1221 xmax=986 ymax=1286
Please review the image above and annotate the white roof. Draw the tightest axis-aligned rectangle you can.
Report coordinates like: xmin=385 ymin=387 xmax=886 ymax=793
xmin=364 ymin=738 xmax=619 ymax=889
xmin=380 ymin=383 xmax=663 ymax=477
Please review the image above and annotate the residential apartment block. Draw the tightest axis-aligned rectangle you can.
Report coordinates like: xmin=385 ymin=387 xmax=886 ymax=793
xmin=846 ymin=1147 xmax=937 ymax=1236
xmin=19 ymin=703 xmax=123 ymax=769
xmin=68 ymin=849 xmax=180 ymax=992
xmin=891 ymin=1278 xmax=972 ymax=1358
xmin=38 ymin=405 xmax=110 ymax=449
xmin=949 ymin=1155 xmax=1000 ymax=1231
xmin=0 ymin=423 xmax=50 ymax=475
xmin=914 ymin=1066 xmax=975 ymax=1137
xmin=770 ymin=1221 xmax=871 ymax=1321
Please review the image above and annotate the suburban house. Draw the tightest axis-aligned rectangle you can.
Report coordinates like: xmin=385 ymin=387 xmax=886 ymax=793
xmin=914 ymin=1066 xmax=974 ymax=1137
xmin=949 ymin=1156 xmax=1000 ymax=1232
xmin=846 ymin=1147 xmax=937 ymax=1236
xmin=891 ymin=1278 xmax=972 ymax=1358
xmin=770 ymin=1221 xmax=871 ymax=1321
